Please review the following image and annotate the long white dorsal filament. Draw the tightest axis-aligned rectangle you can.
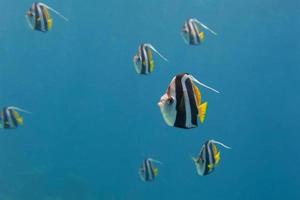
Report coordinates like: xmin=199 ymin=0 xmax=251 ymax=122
xmin=8 ymin=106 xmax=32 ymax=114
xmin=149 ymin=158 xmax=163 ymax=164
xmin=190 ymin=75 xmax=220 ymax=93
xmin=145 ymin=44 xmax=169 ymax=62
xmin=211 ymin=140 xmax=231 ymax=149
xmin=192 ymin=18 xmax=217 ymax=36
xmin=39 ymin=3 xmax=69 ymax=22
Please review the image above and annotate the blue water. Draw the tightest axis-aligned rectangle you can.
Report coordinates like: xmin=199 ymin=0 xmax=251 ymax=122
xmin=0 ymin=0 xmax=299 ymax=199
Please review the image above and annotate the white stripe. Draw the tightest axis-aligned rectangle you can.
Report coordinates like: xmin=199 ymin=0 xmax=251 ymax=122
xmin=181 ymin=75 xmax=193 ymax=128
xmin=36 ymin=4 xmax=46 ymax=32
xmin=142 ymin=45 xmax=149 ymax=74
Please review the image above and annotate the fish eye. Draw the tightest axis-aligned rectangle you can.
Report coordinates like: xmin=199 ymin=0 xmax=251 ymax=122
xmin=167 ymin=97 xmax=174 ymax=104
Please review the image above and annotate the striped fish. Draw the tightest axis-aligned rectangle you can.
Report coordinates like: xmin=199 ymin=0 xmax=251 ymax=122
xmin=181 ymin=18 xmax=217 ymax=45
xmin=26 ymin=2 xmax=68 ymax=32
xmin=0 ymin=107 xmax=31 ymax=129
xmin=133 ymin=43 xmax=168 ymax=75
xmin=139 ymin=158 xmax=162 ymax=182
xmin=158 ymin=73 xmax=219 ymax=129
xmin=192 ymin=140 xmax=231 ymax=176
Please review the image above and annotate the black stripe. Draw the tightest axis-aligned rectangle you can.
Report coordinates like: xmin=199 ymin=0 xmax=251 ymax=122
xmin=145 ymin=46 xmax=152 ymax=74
xmin=148 ymin=160 xmax=155 ymax=180
xmin=144 ymin=160 xmax=150 ymax=181
xmin=174 ymin=74 xmax=187 ymax=128
xmin=41 ymin=6 xmax=49 ymax=31
xmin=186 ymin=20 xmax=195 ymax=45
xmin=204 ymin=142 xmax=214 ymax=175
xmin=185 ymin=78 xmax=198 ymax=127
xmin=34 ymin=3 xmax=42 ymax=31
xmin=209 ymin=142 xmax=216 ymax=164
xmin=191 ymin=21 xmax=201 ymax=44
xmin=140 ymin=45 xmax=147 ymax=74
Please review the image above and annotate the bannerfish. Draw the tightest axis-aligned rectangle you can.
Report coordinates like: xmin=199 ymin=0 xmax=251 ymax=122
xmin=0 ymin=106 xmax=31 ymax=129
xmin=133 ymin=43 xmax=168 ymax=75
xmin=181 ymin=18 xmax=217 ymax=45
xmin=26 ymin=2 xmax=68 ymax=32
xmin=139 ymin=158 xmax=162 ymax=182
xmin=158 ymin=73 xmax=219 ymax=129
xmin=192 ymin=140 xmax=231 ymax=176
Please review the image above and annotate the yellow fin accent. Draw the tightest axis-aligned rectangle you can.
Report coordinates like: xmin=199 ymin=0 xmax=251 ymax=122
xmin=215 ymin=151 xmax=221 ymax=165
xmin=198 ymin=102 xmax=208 ymax=123
xmin=199 ymin=32 xmax=205 ymax=42
xmin=207 ymin=163 xmax=214 ymax=169
xmin=193 ymin=84 xmax=202 ymax=106
xmin=149 ymin=60 xmax=155 ymax=73
xmin=48 ymin=18 xmax=53 ymax=30
xmin=12 ymin=111 xmax=23 ymax=125
xmin=154 ymin=168 xmax=159 ymax=176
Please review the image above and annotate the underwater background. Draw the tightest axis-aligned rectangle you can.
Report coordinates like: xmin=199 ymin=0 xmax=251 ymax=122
xmin=0 ymin=0 xmax=299 ymax=199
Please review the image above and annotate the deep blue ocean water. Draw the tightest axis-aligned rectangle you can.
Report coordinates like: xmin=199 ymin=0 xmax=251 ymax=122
xmin=0 ymin=0 xmax=299 ymax=199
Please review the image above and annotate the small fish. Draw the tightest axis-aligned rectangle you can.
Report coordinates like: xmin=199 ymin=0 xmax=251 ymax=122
xmin=181 ymin=18 xmax=217 ymax=45
xmin=158 ymin=73 xmax=219 ymax=129
xmin=25 ymin=2 xmax=68 ymax=32
xmin=133 ymin=43 xmax=168 ymax=75
xmin=139 ymin=158 xmax=162 ymax=182
xmin=0 ymin=106 xmax=31 ymax=129
xmin=192 ymin=140 xmax=231 ymax=176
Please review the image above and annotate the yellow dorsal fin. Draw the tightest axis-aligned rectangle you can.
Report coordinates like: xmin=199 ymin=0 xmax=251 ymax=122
xmin=214 ymin=151 xmax=221 ymax=165
xmin=193 ymin=84 xmax=202 ymax=106
xmin=199 ymin=31 xmax=205 ymax=42
xmin=154 ymin=167 xmax=159 ymax=176
xmin=12 ymin=111 xmax=24 ymax=125
xmin=198 ymin=102 xmax=208 ymax=123
xmin=47 ymin=18 xmax=53 ymax=30
xmin=147 ymin=50 xmax=154 ymax=73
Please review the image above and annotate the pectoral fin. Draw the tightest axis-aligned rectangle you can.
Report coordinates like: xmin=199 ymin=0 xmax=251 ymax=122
xmin=198 ymin=102 xmax=208 ymax=123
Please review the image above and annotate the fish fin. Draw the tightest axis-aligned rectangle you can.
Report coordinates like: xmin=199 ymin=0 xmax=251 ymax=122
xmin=190 ymin=75 xmax=220 ymax=94
xmin=8 ymin=107 xmax=31 ymax=114
xmin=48 ymin=18 xmax=53 ymax=30
xmin=214 ymin=151 xmax=221 ymax=165
xmin=211 ymin=140 xmax=232 ymax=149
xmin=207 ymin=163 xmax=214 ymax=169
xmin=148 ymin=158 xmax=163 ymax=164
xmin=193 ymin=84 xmax=202 ymax=106
xmin=199 ymin=31 xmax=205 ymax=41
xmin=145 ymin=44 xmax=168 ymax=62
xmin=154 ymin=168 xmax=159 ymax=177
xmin=147 ymin=50 xmax=155 ymax=73
xmin=191 ymin=156 xmax=198 ymax=163
xmin=191 ymin=18 xmax=218 ymax=35
xmin=12 ymin=111 xmax=24 ymax=125
xmin=198 ymin=102 xmax=208 ymax=123
xmin=25 ymin=15 xmax=34 ymax=29
xmin=39 ymin=3 xmax=69 ymax=22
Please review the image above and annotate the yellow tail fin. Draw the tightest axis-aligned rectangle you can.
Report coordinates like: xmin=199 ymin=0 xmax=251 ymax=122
xmin=198 ymin=102 xmax=208 ymax=123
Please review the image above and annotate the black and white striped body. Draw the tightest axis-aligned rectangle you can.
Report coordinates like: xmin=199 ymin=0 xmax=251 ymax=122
xmin=139 ymin=159 xmax=157 ymax=182
xmin=193 ymin=140 xmax=220 ymax=176
xmin=27 ymin=3 xmax=51 ymax=32
xmin=133 ymin=44 xmax=154 ymax=75
xmin=182 ymin=18 xmax=204 ymax=45
xmin=159 ymin=73 xmax=199 ymax=129
xmin=0 ymin=107 xmax=22 ymax=129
